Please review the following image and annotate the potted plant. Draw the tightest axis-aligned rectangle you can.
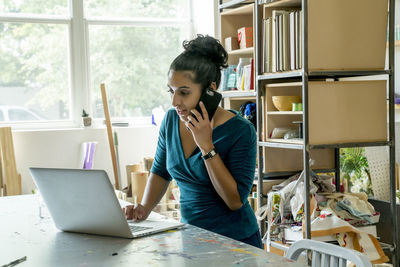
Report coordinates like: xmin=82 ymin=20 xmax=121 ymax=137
xmin=82 ymin=109 xmax=92 ymax=127
xmin=340 ymin=147 xmax=373 ymax=196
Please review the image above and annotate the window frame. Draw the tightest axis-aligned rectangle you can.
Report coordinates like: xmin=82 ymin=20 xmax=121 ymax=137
xmin=0 ymin=0 xmax=193 ymax=129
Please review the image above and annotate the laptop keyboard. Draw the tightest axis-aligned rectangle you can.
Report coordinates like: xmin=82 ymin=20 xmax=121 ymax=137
xmin=128 ymin=224 xmax=152 ymax=233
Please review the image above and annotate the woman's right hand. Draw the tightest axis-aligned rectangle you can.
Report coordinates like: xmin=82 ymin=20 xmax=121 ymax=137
xmin=124 ymin=204 xmax=150 ymax=221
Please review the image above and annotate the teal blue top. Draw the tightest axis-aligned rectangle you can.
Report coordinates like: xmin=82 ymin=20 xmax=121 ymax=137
xmin=151 ymin=108 xmax=259 ymax=240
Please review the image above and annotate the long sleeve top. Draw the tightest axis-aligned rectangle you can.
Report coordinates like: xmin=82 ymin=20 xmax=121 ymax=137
xmin=150 ymin=108 xmax=259 ymax=240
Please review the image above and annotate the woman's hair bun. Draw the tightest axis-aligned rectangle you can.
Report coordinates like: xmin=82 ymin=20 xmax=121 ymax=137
xmin=182 ymin=34 xmax=228 ymax=70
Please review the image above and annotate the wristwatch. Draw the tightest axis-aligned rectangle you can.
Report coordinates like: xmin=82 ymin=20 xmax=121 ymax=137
xmin=202 ymin=147 xmax=218 ymax=160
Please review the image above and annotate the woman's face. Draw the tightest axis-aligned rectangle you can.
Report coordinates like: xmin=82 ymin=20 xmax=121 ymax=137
xmin=168 ymin=70 xmax=202 ymax=121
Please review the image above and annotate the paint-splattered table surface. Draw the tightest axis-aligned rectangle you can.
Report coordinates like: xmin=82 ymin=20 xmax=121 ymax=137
xmin=0 ymin=195 xmax=305 ymax=267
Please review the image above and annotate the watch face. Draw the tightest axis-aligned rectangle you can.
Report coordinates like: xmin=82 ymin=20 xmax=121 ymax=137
xmin=203 ymin=148 xmax=217 ymax=160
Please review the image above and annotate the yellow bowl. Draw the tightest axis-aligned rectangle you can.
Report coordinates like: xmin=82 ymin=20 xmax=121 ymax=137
xmin=272 ymin=96 xmax=302 ymax=111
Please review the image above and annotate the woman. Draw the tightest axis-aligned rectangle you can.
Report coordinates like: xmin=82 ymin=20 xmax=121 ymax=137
xmin=125 ymin=35 xmax=261 ymax=248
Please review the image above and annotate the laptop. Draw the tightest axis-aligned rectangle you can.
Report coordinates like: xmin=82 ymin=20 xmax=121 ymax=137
xmin=29 ymin=167 xmax=184 ymax=238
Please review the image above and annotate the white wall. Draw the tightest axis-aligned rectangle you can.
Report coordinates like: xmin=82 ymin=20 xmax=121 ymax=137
xmin=13 ymin=126 xmax=159 ymax=194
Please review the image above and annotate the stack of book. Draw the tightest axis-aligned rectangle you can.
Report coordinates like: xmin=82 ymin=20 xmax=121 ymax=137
xmin=262 ymin=9 xmax=303 ymax=73
xmin=259 ymin=0 xmax=280 ymax=4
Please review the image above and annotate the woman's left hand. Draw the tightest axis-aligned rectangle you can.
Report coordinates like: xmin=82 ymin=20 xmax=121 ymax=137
xmin=185 ymin=101 xmax=214 ymax=153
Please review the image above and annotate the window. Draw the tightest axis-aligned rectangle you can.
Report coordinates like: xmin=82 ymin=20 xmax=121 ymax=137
xmin=9 ymin=107 xmax=42 ymax=121
xmin=0 ymin=1 xmax=70 ymax=124
xmin=86 ymin=0 xmax=189 ymax=119
xmin=0 ymin=0 xmax=192 ymax=127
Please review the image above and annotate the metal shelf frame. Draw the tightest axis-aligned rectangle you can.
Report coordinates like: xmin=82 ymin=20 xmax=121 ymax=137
xmin=259 ymin=140 xmax=392 ymax=150
xmin=258 ymin=70 xmax=392 ymax=81
xmin=260 ymin=168 xmax=337 ymax=178
xmin=253 ymin=0 xmax=398 ymax=265
xmin=388 ymin=0 xmax=398 ymax=265
xmin=218 ymin=0 xmax=397 ymax=264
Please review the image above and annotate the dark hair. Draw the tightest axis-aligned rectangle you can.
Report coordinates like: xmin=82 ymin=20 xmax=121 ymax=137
xmin=169 ymin=34 xmax=228 ymax=90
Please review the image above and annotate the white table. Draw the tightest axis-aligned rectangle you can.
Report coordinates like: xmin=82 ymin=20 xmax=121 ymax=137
xmin=0 ymin=195 xmax=305 ymax=267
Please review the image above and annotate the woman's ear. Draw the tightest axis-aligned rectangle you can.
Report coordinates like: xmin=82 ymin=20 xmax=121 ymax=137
xmin=209 ymin=82 xmax=217 ymax=91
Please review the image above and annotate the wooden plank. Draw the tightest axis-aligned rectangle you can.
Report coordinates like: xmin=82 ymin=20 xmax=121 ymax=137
xmin=0 ymin=147 xmax=3 ymax=196
xmin=396 ymin=163 xmax=400 ymax=191
xmin=0 ymin=127 xmax=21 ymax=196
xmin=220 ymin=3 xmax=253 ymax=16
xmin=100 ymin=84 xmax=120 ymax=190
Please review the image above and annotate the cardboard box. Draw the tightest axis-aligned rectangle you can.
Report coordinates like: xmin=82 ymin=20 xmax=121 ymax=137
xmin=238 ymin=27 xmax=253 ymax=49
xmin=224 ymin=37 xmax=239 ymax=52
xmin=262 ymin=179 xmax=285 ymax=195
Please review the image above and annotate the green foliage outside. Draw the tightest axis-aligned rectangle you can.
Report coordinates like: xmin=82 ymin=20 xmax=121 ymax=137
xmin=0 ymin=0 xmax=188 ymax=119
xmin=89 ymin=25 xmax=184 ymax=117
xmin=340 ymin=147 xmax=373 ymax=196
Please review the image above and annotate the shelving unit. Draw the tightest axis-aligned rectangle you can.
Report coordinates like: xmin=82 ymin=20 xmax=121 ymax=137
xmin=387 ymin=40 xmax=400 ymax=47
xmin=219 ymin=0 xmax=398 ymax=265
xmin=219 ymin=0 xmax=256 ymax=113
xmin=227 ymin=47 xmax=254 ymax=55
xmin=220 ymin=2 xmax=255 ymax=65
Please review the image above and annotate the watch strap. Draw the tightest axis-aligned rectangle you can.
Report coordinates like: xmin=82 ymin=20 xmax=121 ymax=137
xmin=202 ymin=147 xmax=218 ymax=160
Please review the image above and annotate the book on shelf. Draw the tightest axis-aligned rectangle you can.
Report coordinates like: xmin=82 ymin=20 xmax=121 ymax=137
xmin=278 ymin=14 xmax=282 ymax=71
xmin=262 ymin=18 xmax=266 ymax=74
xmin=289 ymin=11 xmax=296 ymax=70
xmin=243 ymin=64 xmax=252 ymax=91
xmin=261 ymin=95 xmax=265 ymax=141
xmin=276 ymin=14 xmax=280 ymax=71
xmin=282 ymin=12 xmax=290 ymax=71
xmin=298 ymin=10 xmax=302 ymax=69
xmin=294 ymin=10 xmax=299 ymax=70
xmin=278 ymin=14 xmax=283 ymax=71
xmin=250 ymin=58 xmax=254 ymax=90
xmin=260 ymin=0 xmax=275 ymax=3
xmin=271 ymin=10 xmax=284 ymax=72
xmin=262 ymin=18 xmax=272 ymax=74
xmin=269 ymin=9 xmax=301 ymax=73
xmin=265 ymin=18 xmax=272 ymax=73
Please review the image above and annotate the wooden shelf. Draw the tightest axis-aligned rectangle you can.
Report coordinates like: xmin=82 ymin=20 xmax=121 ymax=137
xmin=266 ymin=82 xmax=302 ymax=87
xmin=220 ymin=2 xmax=254 ymax=65
xmin=262 ymin=0 xmax=388 ymax=71
xmin=387 ymin=40 xmax=400 ymax=47
xmin=221 ymin=90 xmax=256 ymax=98
xmin=228 ymin=47 xmax=254 ymax=55
xmin=258 ymin=71 xmax=303 ymax=80
xmin=219 ymin=0 xmax=253 ymax=10
xmin=259 ymin=70 xmax=390 ymax=80
xmin=222 ymin=94 xmax=256 ymax=111
xmin=388 ymin=104 xmax=400 ymax=110
xmin=263 ymin=0 xmax=301 ymax=8
xmin=221 ymin=3 xmax=253 ymax=16
xmin=261 ymin=144 xmax=335 ymax=172
xmin=266 ymin=138 xmax=303 ymax=145
xmin=266 ymin=111 xmax=303 ymax=115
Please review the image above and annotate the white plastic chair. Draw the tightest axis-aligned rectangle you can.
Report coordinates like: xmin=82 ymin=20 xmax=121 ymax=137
xmin=285 ymin=239 xmax=373 ymax=267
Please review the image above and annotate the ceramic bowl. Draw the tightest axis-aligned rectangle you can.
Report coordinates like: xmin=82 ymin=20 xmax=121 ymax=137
xmin=272 ymin=96 xmax=302 ymax=111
